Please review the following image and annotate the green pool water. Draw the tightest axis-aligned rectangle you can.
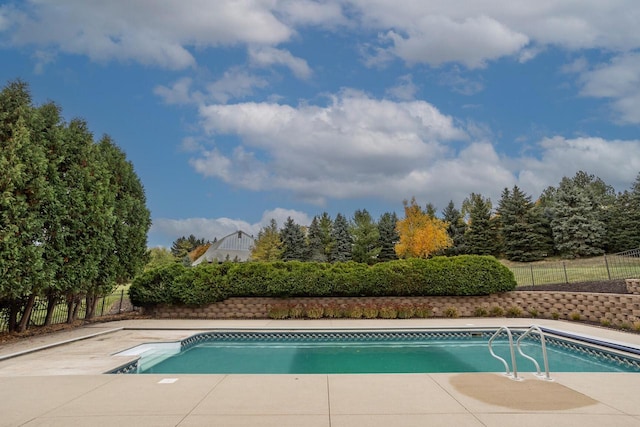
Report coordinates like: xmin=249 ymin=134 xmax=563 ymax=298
xmin=137 ymin=337 xmax=640 ymax=374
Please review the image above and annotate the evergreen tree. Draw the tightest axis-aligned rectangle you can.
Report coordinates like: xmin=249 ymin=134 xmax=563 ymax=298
xmin=251 ymin=219 xmax=283 ymax=261
xmin=463 ymin=193 xmax=499 ymax=255
xmin=605 ymin=173 xmax=640 ymax=252
xmin=89 ymin=136 xmax=151 ymax=317
xmin=377 ymin=212 xmax=399 ymax=261
xmin=550 ymin=174 xmax=607 ymax=257
xmin=317 ymin=212 xmax=334 ymax=261
xmin=350 ymin=209 xmax=380 ymax=264
xmin=330 ymin=213 xmax=352 ymax=262
xmin=305 ymin=216 xmax=327 ymax=262
xmin=441 ymin=201 xmax=467 ymax=255
xmin=280 ymin=217 xmax=306 ymax=261
xmin=497 ymin=186 xmax=548 ymax=262
xmin=171 ymin=234 xmax=207 ymax=258
xmin=0 ymin=81 xmax=51 ymax=331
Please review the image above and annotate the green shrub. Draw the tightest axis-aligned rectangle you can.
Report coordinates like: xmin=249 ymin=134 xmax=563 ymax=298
xmin=527 ymin=307 xmax=539 ymax=318
xmin=379 ymin=305 xmax=398 ymax=319
xmin=489 ymin=306 xmax=504 ymax=317
xmin=397 ymin=304 xmax=415 ymax=319
xmin=444 ymin=306 xmax=459 ymax=318
xmin=345 ymin=304 xmax=364 ymax=318
xmin=473 ymin=306 xmax=489 ymax=317
xmin=362 ymin=303 xmax=379 ymax=319
xmin=505 ymin=306 xmax=522 ymax=318
xmin=570 ymin=311 xmax=581 ymax=321
xmin=289 ymin=303 xmax=304 ymax=318
xmin=323 ymin=303 xmax=342 ymax=318
xmin=414 ymin=303 xmax=433 ymax=318
xmin=304 ymin=304 xmax=324 ymax=319
xmin=551 ymin=311 xmax=560 ymax=320
xmin=129 ymin=255 xmax=516 ymax=307
xmin=267 ymin=303 xmax=289 ymax=319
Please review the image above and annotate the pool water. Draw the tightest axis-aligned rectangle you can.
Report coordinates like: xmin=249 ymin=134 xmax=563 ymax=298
xmin=129 ymin=331 xmax=640 ymax=375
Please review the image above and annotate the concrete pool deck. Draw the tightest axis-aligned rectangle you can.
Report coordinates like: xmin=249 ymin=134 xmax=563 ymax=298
xmin=1 ymin=318 xmax=640 ymax=426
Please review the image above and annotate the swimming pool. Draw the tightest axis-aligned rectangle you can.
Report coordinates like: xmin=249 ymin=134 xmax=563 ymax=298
xmin=112 ymin=328 xmax=640 ymax=375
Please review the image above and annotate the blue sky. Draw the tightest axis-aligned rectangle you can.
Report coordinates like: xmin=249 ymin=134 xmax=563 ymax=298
xmin=1 ymin=1 xmax=639 ymax=247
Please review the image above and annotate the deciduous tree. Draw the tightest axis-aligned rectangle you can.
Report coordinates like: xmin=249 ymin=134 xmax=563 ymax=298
xmin=395 ymin=197 xmax=451 ymax=258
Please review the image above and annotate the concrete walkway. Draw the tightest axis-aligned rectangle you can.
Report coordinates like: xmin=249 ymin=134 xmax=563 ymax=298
xmin=1 ymin=319 xmax=640 ymax=426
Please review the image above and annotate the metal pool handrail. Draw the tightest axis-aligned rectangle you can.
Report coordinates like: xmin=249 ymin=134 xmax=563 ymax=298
xmin=516 ymin=325 xmax=553 ymax=381
xmin=488 ymin=326 xmax=520 ymax=380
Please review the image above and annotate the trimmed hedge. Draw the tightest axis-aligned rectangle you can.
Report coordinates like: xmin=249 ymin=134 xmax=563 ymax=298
xmin=129 ymin=255 xmax=516 ymax=307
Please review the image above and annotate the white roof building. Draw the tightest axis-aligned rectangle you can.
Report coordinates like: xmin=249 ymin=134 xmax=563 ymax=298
xmin=191 ymin=231 xmax=256 ymax=265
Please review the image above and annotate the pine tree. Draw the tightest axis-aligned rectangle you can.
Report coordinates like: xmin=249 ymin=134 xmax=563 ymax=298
xmin=305 ymin=216 xmax=327 ymax=262
xmin=497 ymin=186 xmax=548 ymax=262
xmin=377 ymin=212 xmax=399 ymax=261
xmin=441 ymin=201 xmax=467 ymax=255
xmin=280 ymin=217 xmax=306 ymax=261
xmin=605 ymin=174 xmax=640 ymax=252
xmin=463 ymin=193 xmax=499 ymax=256
xmin=330 ymin=213 xmax=352 ymax=262
xmin=317 ymin=212 xmax=334 ymax=261
xmin=550 ymin=174 xmax=607 ymax=258
xmin=350 ymin=209 xmax=380 ymax=264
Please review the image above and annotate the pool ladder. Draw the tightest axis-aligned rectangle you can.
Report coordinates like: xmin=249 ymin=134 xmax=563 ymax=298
xmin=488 ymin=325 xmax=553 ymax=381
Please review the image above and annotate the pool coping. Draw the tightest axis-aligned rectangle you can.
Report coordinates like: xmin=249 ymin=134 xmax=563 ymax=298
xmin=1 ymin=319 xmax=640 ymax=426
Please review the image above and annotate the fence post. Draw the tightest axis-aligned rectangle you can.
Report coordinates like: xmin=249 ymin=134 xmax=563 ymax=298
xmin=604 ymin=254 xmax=611 ymax=280
xmin=563 ymin=261 xmax=569 ymax=283
xmin=100 ymin=297 xmax=106 ymax=317
xmin=119 ymin=290 xmax=124 ymax=313
xmin=530 ymin=265 xmax=535 ymax=286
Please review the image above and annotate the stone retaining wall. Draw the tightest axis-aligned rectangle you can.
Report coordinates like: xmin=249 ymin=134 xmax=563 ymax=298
xmin=145 ymin=290 xmax=640 ymax=326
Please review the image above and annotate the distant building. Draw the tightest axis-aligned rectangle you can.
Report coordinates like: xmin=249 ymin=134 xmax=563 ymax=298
xmin=191 ymin=231 xmax=255 ymax=265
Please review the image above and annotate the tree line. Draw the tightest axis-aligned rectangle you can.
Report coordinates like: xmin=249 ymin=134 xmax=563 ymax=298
xmin=247 ymin=171 xmax=640 ymax=264
xmin=0 ymin=81 xmax=151 ymax=332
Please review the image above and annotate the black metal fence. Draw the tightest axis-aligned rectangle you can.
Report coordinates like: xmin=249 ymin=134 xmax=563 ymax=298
xmin=510 ymin=248 xmax=640 ymax=287
xmin=0 ymin=288 xmax=131 ymax=334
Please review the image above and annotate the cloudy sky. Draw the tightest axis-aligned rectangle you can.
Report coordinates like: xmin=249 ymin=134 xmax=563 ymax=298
xmin=1 ymin=0 xmax=639 ymax=247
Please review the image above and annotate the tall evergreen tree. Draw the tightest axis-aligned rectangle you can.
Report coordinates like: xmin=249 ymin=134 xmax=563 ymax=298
xmin=305 ymin=216 xmax=327 ymax=262
xmin=377 ymin=212 xmax=399 ymax=262
xmin=330 ymin=213 xmax=352 ymax=262
xmin=497 ymin=186 xmax=548 ymax=262
xmin=550 ymin=172 xmax=608 ymax=258
xmin=607 ymin=174 xmax=640 ymax=252
xmin=350 ymin=209 xmax=380 ymax=264
xmin=280 ymin=217 xmax=306 ymax=261
xmin=317 ymin=212 xmax=334 ymax=261
xmin=0 ymin=81 xmax=51 ymax=331
xmin=89 ymin=136 xmax=150 ymax=317
xmin=441 ymin=200 xmax=467 ymax=255
xmin=463 ymin=193 xmax=499 ymax=255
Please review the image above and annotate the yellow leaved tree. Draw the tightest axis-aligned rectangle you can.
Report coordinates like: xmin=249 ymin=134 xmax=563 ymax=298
xmin=395 ymin=197 xmax=452 ymax=258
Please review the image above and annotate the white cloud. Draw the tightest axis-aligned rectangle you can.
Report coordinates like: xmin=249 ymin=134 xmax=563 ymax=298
xmin=249 ymin=46 xmax=312 ymax=79
xmin=154 ymin=77 xmax=198 ymax=105
xmin=195 ymin=90 xmax=467 ymax=203
xmin=517 ymin=136 xmax=640 ymax=196
xmin=385 ymin=74 xmax=418 ymax=100
xmin=206 ymin=68 xmax=269 ymax=103
xmin=383 ymin=15 xmax=529 ymax=68
xmin=189 ymin=89 xmax=639 ymax=211
xmin=1 ymin=1 xmax=292 ymax=69
xmin=577 ymin=53 xmax=640 ymax=124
